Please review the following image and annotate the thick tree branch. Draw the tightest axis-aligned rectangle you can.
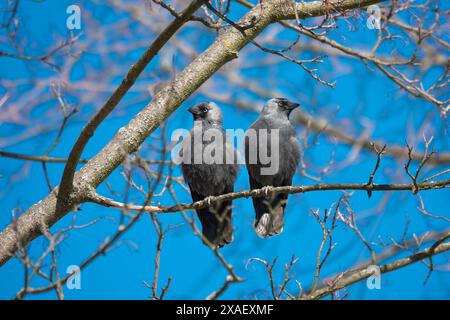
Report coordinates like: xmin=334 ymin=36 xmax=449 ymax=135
xmin=0 ymin=0 xmax=386 ymax=267
xmin=304 ymin=233 xmax=450 ymax=299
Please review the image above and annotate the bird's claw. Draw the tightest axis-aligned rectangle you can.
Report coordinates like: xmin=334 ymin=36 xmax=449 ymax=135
xmin=261 ymin=186 xmax=272 ymax=197
xmin=204 ymin=196 xmax=214 ymax=207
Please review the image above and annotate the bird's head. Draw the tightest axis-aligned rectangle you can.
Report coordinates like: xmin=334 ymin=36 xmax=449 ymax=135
xmin=262 ymin=98 xmax=300 ymax=119
xmin=188 ymin=102 xmax=223 ymax=124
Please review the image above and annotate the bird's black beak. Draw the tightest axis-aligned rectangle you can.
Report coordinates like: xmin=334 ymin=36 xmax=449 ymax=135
xmin=280 ymin=100 xmax=300 ymax=118
xmin=285 ymin=101 xmax=300 ymax=110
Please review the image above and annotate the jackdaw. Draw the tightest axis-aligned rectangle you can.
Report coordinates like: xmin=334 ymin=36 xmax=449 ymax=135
xmin=181 ymin=102 xmax=239 ymax=247
xmin=244 ymin=98 xmax=300 ymax=238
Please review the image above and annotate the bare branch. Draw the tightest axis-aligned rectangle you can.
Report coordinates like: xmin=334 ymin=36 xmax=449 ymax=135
xmin=86 ymin=178 xmax=450 ymax=214
xmin=304 ymin=233 xmax=450 ymax=299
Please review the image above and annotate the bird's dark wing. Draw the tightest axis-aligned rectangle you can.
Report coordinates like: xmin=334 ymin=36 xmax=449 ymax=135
xmin=277 ymin=125 xmax=300 ymax=183
xmin=244 ymin=117 xmax=270 ymax=185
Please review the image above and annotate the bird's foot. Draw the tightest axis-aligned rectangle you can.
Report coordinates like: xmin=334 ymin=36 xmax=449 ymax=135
xmin=204 ymin=196 xmax=215 ymax=207
xmin=261 ymin=186 xmax=273 ymax=197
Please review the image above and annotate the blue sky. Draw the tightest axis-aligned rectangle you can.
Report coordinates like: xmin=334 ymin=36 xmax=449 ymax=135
xmin=0 ymin=0 xmax=449 ymax=299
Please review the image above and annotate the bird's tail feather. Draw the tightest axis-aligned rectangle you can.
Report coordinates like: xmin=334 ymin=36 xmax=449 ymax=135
xmin=253 ymin=194 xmax=286 ymax=238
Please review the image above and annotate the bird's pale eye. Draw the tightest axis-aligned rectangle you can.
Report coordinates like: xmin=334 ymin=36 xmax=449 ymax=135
xmin=200 ymin=106 xmax=208 ymax=113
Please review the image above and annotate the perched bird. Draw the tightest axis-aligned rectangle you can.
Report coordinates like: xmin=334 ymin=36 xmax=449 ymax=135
xmin=181 ymin=102 xmax=239 ymax=247
xmin=244 ymin=98 xmax=300 ymax=238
